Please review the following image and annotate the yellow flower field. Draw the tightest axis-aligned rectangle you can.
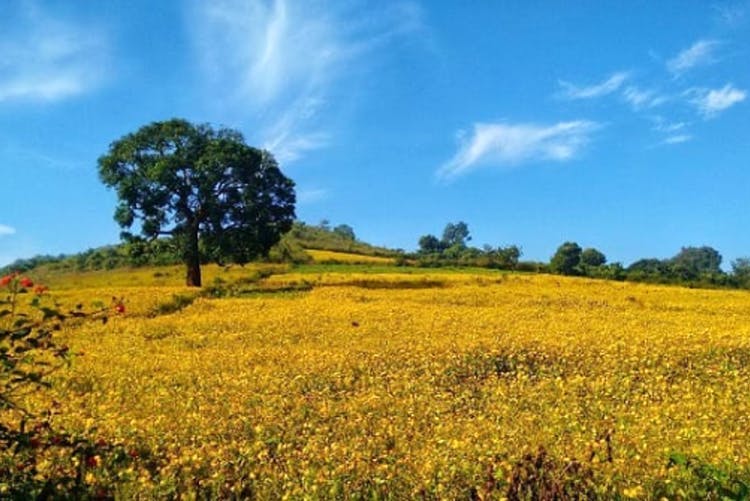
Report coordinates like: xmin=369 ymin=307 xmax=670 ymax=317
xmin=10 ymin=270 xmax=750 ymax=498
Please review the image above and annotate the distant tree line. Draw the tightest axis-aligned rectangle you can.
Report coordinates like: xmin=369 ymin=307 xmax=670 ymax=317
xmin=5 ymin=219 xmax=750 ymax=291
xmin=414 ymin=222 xmax=526 ymax=270
xmin=413 ymin=221 xmax=750 ymax=290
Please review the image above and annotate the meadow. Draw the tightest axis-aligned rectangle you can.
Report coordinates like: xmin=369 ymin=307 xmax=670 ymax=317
xmin=6 ymin=259 xmax=750 ymax=498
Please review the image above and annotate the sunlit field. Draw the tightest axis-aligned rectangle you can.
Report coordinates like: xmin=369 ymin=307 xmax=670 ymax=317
xmin=8 ymin=266 xmax=750 ymax=498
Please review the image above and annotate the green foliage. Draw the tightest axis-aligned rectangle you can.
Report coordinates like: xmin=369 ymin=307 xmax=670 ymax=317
xmin=655 ymin=453 xmax=750 ymax=500
xmin=267 ymin=233 xmax=313 ymax=264
xmin=418 ymin=234 xmax=443 ymax=254
xmin=549 ymin=242 xmax=582 ymax=276
xmin=98 ymin=118 xmax=296 ymax=287
xmin=586 ymin=262 xmax=625 ymax=281
xmin=581 ymin=247 xmax=606 ymax=267
xmin=624 ymin=247 xmax=729 ymax=288
xmin=731 ymin=258 xmax=750 ymax=288
xmin=288 ymin=222 xmax=396 ymax=257
xmin=332 ymin=224 xmax=356 ymax=241
xmin=670 ymin=246 xmax=723 ymax=281
xmin=415 ymin=222 xmax=522 ymax=270
xmin=441 ymin=221 xmax=471 ymax=248
xmin=626 ymin=258 xmax=670 ymax=281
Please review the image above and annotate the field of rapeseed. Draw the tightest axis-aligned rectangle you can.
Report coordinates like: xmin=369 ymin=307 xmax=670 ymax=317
xmin=5 ymin=265 xmax=750 ymax=498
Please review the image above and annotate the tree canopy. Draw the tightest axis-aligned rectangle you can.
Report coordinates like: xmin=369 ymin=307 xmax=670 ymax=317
xmin=98 ymin=119 xmax=296 ymax=286
xmin=441 ymin=221 xmax=471 ymax=249
xmin=550 ymin=241 xmax=582 ymax=276
xmin=581 ymin=247 xmax=607 ymax=267
xmin=670 ymin=246 xmax=722 ymax=280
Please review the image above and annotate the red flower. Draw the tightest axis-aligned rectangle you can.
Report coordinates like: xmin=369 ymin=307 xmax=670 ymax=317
xmin=19 ymin=277 xmax=33 ymax=288
xmin=34 ymin=285 xmax=48 ymax=295
xmin=114 ymin=302 xmax=125 ymax=314
xmin=0 ymin=275 xmax=12 ymax=287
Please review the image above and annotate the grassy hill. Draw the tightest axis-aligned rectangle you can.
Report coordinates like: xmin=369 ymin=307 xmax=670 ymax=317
xmin=0 ymin=221 xmax=401 ymax=276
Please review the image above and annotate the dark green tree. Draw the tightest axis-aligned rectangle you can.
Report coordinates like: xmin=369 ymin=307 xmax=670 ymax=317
xmin=98 ymin=119 xmax=296 ymax=287
xmin=581 ymin=247 xmax=607 ymax=267
xmin=494 ymin=245 xmax=522 ymax=269
xmin=441 ymin=221 xmax=471 ymax=248
xmin=418 ymin=234 xmax=443 ymax=254
xmin=550 ymin=241 xmax=582 ymax=276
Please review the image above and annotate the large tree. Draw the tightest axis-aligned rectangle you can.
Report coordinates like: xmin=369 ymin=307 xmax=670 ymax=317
xmin=98 ymin=119 xmax=296 ymax=287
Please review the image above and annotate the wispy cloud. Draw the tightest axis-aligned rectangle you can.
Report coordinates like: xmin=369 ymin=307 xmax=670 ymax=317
xmin=0 ymin=3 xmax=108 ymax=103
xmin=0 ymin=224 xmax=16 ymax=237
xmin=297 ymin=188 xmax=328 ymax=205
xmin=663 ymin=134 xmax=692 ymax=145
xmin=261 ymin=97 xmax=330 ymax=163
xmin=689 ymin=84 xmax=747 ymax=117
xmin=437 ymin=121 xmax=600 ymax=181
xmin=667 ymin=39 xmax=721 ymax=76
xmin=189 ymin=0 xmax=424 ymax=163
xmin=558 ymin=72 xmax=629 ymax=99
xmin=650 ymin=117 xmax=692 ymax=146
xmin=651 ymin=117 xmax=689 ymax=134
xmin=622 ymin=86 xmax=667 ymax=110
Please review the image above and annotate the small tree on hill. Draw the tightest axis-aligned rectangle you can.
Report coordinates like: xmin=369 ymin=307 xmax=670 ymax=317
xmin=550 ymin=242 xmax=582 ymax=276
xmin=441 ymin=221 xmax=471 ymax=249
xmin=98 ymin=119 xmax=296 ymax=287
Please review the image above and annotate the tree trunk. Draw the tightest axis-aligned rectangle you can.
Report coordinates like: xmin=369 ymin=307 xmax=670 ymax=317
xmin=185 ymin=227 xmax=202 ymax=287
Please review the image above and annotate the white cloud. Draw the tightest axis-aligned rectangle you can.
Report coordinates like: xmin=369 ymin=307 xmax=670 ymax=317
xmin=0 ymin=4 xmax=108 ymax=103
xmin=261 ymin=97 xmax=330 ymax=163
xmin=667 ymin=39 xmax=720 ymax=75
xmin=189 ymin=0 xmax=424 ymax=163
xmin=663 ymin=134 xmax=692 ymax=144
xmin=297 ymin=188 xmax=328 ymax=205
xmin=690 ymin=84 xmax=747 ymax=117
xmin=650 ymin=117 xmax=693 ymax=145
xmin=622 ymin=86 xmax=667 ymax=110
xmin=651 ymin=117 xmax=689 ymax=133
xmin=558 ymin=72 xmax=629 ymax=99
xmin=193 ymin=0 xmax=338 ymax=108
xmin=437 ymin=121 xmax=600 ymax=181
xmin=0 ymin=224 xmax=16 ymax=237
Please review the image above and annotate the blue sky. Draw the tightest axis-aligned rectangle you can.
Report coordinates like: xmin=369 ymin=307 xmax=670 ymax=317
xmin=1 ymin=1 xmax=749 ymax=268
